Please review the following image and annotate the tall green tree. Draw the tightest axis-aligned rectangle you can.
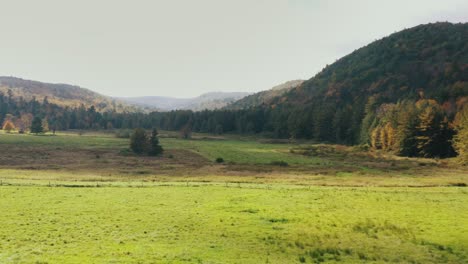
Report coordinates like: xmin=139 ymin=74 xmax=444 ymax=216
xmin=130 ymin=128 xmax=147 ymax=154
xmin=148 ymin=128 xmax=163 ymax=156
xmin=30 ymin=116 xmax=43 ymax=134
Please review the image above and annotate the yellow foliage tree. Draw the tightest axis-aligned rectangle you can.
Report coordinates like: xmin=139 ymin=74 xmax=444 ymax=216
xmin=2 ymin=120 xmax=15 ymax=133
xmin=371 ymin=126 xmax=382 ymax=149
xmin=454 ymin=105 xmax=468 ymax=165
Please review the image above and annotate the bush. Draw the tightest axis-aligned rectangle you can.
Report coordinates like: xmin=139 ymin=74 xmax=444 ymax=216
xmin=118 ymin=148 xmax=132 ymax=156
xmin=215 ymin=157 xmax=224 ymax=163
xmin=130 ymin=128 xmax=148 ymax=154
xmin=270 ymin=161 xmax=289 ymax=167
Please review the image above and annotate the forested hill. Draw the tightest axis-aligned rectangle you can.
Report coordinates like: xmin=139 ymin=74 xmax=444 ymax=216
xmin=0 ymin=23 xmax=467 ymax=160
xmin=274 ymin=22 xmax=467 ymax=107
xmin=226 ymin=80 xmax=304 ymax=110
xmin=254 ymin=22 xmax=467 ymax=158
xmin=0 ymin=77 xmax=136 ymax=112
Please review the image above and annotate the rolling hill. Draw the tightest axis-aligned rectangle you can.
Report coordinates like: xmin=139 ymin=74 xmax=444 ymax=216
xmin=226 ymin=80 xmax=304 ymax=110
xmin=120 ymin=92 xmax=249 ymax=111
xmin=271 ymin=22 xmax=467 ymax=108
xmin=0 ymin=77 xmax=136 ymax=112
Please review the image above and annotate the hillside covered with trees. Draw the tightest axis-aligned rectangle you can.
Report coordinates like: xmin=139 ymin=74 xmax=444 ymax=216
xmin=0 ymin=23 xmax=467 ymax=161
xmin=225 ymin=80 xmax=304 ymax=110
xmin=0 ymin=77 xmax=136 ymax=112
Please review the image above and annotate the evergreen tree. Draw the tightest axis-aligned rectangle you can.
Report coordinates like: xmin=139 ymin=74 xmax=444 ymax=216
xmin=130 ymin=128 xmax=147 ymax=154
xmin=148 ymin=128 xmax=163 ymax=156
xmin=30 ymin=116 xmax=43 ymax=134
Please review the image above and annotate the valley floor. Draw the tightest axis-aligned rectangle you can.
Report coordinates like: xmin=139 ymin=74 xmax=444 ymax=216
xmin=0 ymin=131 xmax=467 ymax=263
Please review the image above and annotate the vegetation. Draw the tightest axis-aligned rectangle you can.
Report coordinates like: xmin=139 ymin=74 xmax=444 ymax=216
xmin=0 ymin=21 xmax=466 ymax=264
xmin=0 ymin=23 xmax=466 ymax=161
xmin=454 ymin=104 xmax=468 ymax=164
xmin=226 ymin=80 xmax=304 ymax=110
xmin=2 ymin=119 xmax=15 ymax=133
xmin=148 ymin=128 xmax=163 ymax=156
xmin=30 ymin=116 xmax=43 ymax=134
xmin=130 ymin=128 xmax=163 ymax=156
xmin=0 ymin=131 xmax=466 ymax=263
xmin=0 ymin=76 xmax=136 ymax=112
xmin=0 ymin=185 xmax=466 ymax=263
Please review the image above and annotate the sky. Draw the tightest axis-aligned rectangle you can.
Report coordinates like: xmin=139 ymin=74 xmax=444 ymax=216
xmin=0 ymin=0 xmax=467 ymax=98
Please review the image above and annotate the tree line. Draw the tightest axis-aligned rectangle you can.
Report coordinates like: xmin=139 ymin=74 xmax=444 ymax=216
xmin=1 ymin=89 xmax=467 ymax=163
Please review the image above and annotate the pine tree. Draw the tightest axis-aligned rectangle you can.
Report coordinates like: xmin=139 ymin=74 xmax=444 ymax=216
xmin=30 ymin=116 xmax=43 ymax=134
xmin=415 ymin=100 xmax=455 ymax=158
xmin=148 ymin=128 xmax=163 ymax=156
xmin=395 ymin=102 xmax=418 ymax=157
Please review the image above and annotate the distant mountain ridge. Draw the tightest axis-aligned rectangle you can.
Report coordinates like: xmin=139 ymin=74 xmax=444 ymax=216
xmin=119 ymin=92 xmax=250 ymax=111
xmin=226 ymin=80 xmax=304 ymax=110
xmin=0 ymin=76 xmax=136 ymax=112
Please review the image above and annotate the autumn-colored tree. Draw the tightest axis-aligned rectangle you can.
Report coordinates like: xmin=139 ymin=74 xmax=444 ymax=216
xmin=453 ymin=105 xmax=468 ymax=165
xmin=42 ymin=118 xmax=50 ymax=133
xmin=2 ymin=120 xmax=15 ymax=133
xmin=370 ymin=126 xmax=382 ymax=149
xmin=20 ymin=113 xmax=33 ymax=131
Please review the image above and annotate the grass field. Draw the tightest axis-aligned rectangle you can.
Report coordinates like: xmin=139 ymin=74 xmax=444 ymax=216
xmin=0 ymin=131 xmax=467 ymax=263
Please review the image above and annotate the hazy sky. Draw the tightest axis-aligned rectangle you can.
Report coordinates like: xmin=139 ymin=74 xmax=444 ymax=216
xmin=0 ymin=0 xmax=467 ymax=98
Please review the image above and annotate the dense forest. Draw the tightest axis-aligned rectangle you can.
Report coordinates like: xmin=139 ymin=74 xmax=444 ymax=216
xmin=0 ymin=23 xmax=467 ymax=161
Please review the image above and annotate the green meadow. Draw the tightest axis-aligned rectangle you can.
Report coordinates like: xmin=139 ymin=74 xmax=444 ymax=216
xmin=0 ymin=132 xmax=467 ymax=263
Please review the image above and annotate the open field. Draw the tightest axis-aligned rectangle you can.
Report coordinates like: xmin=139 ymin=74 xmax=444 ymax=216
xmin=0 ymin=131 xmax=467 ymax=263
xmin=1 ymin=186 xmax=467 ymax=263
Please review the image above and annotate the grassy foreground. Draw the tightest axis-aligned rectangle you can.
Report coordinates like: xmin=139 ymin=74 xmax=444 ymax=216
xmin=1 ymin=186 xmax=467 ymax=263
xmin=0 ymin=131 xmax=467 ymax=263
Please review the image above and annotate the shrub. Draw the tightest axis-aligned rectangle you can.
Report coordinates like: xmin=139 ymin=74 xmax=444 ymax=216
xmin=130 ymin=128 xmax=148 ymax=154
xmin=270 ymin=161 xmax=289 ymax=167
xmin=215 ymin=157 xmax=224 ymax=163
xmin=119 ymin=148 xmax=132 ymax=156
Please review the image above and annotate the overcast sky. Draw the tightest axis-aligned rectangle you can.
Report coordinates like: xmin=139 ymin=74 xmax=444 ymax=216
xmin=0 ymin=0 xmax=467 ymax=98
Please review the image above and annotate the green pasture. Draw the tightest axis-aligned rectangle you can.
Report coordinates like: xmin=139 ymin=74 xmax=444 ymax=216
xmin=0 ymin=185 xmax=467 ymax=263
xmin=0 ymin=131 xmax=467 ymax=263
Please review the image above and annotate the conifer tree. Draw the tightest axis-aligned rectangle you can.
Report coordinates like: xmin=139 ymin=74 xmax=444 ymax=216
xmin=30 ymin=116 xmax=43 ymax=134
xmin=148 ymin=128 xmax=163 ymax=156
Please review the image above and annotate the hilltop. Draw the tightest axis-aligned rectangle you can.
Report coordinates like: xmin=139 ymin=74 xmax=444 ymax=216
xmin=0 ymin=77 xmax=136 ymax=112
xmin=226 ymin=80 xmax=304 ymax=110
xmin=120 ymin=92 xmax=249 ymax=111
